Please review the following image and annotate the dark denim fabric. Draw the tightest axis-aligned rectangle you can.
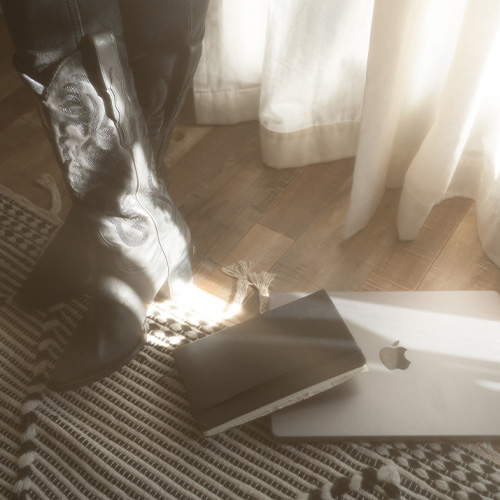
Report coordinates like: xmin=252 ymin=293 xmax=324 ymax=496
xmin=0 ymin=0 xmax=121 ymax=84
xmin=120 ymin=0 xmax=209 ymax=53
xmin=0 ymin=0 xmax=209 ymax=85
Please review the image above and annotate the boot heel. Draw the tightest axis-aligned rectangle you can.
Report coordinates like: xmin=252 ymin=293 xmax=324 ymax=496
xmin=156 ymin=251 xmax=193 ymax=301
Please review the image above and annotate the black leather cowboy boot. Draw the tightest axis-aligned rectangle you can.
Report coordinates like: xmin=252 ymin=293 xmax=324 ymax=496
xmin=23 ymin=32 xmax=192 ymax=391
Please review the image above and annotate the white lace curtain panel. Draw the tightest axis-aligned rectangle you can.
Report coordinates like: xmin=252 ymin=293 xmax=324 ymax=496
xmin=193 ymin=0 xmax=500 ymax=268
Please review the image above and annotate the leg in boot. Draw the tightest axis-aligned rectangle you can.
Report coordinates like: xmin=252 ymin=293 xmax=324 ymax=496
xmin=25 ymin=31 xmax=193 ymax=391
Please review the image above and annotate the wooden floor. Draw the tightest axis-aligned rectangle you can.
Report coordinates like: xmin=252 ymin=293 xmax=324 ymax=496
xmin=2 ymin=17 xmax=500 ymax=317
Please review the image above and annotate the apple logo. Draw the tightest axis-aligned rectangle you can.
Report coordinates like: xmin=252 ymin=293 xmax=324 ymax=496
xmin=379 ymin=340 xmax=411 ymax=371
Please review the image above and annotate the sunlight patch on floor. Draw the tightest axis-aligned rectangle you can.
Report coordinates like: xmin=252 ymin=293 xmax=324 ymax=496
xmin=148 ymin=284 xmax=241 ymax=329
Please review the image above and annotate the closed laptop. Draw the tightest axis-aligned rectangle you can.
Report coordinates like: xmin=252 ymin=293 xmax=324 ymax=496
xmin=270 ymin=291 xmax=500 ymax=441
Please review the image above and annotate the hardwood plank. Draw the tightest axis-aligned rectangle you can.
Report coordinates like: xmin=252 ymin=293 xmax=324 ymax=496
xmin=165 ymin=123 xmax=213 ymax=171
xmin=21 ymin=108 xmax=44 ymax=126
xmin=167 ymin=121 xmax=260 ymax=206
xmin=221 ymin=223 xmax=294 ymax=270
xmin=181 ymin=141 xmax=263 ymax=227
xmin=259 ymin=158 xmax=353 ymax=240
xmin=420 ymin=204 xmax=500 ymax=292
xmin=270 ymin=173 xmax=355 ymax=293
xmin=0 ymin=117 xmax=49 ymax=171
xmin=0 ymin=17 xmax=14 ymax=61
xmin=360 ymin=197 xmax=473 ymax=291
xmin=0 ymin=59 xmax=22 ymax=101
xmin=0 ymin=85 xmax=37 ymax=132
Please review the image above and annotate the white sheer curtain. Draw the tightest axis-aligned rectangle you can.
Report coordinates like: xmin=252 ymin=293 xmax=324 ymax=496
xmin=193 ymin=0 xmax=500 ymax=268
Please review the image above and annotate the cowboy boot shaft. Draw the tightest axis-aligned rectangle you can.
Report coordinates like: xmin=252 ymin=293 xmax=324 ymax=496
xmin=23 ymin=32 xmax=194 ymax=391
xmin=122 ymin=0 xmax=209 ymax=168
xmin=27 ymin=33 xmax=190 ymax=304
xmin=131 ymin=41 xmax=203 ymax=169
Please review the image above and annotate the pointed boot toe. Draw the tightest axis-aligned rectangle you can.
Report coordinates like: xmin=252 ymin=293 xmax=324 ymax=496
xmin=48 ymin=294 xmax=147 ymax=392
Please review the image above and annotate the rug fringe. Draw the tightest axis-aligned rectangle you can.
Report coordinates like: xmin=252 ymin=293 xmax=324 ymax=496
xmin=36 ymin=174 xmax=62 ymax=218
xmin=14 ymin=309 xmax=59 ymax=500
xmin=0 ymin=180 xmax=62 ymax=225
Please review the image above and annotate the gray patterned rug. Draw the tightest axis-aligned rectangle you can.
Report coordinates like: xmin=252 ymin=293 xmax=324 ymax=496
xmin=1 ymin=183 xmax=500 ymax=500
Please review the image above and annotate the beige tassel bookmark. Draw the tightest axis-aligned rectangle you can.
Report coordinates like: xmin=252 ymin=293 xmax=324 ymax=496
xmin=248 ymin=271 xmax=276 ymax=313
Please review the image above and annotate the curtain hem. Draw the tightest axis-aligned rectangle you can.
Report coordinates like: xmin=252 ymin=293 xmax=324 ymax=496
xmin=193 ymin=87 xmax=261 ymax=125
xmin=260 ymin=121 xmax=360 ymax=169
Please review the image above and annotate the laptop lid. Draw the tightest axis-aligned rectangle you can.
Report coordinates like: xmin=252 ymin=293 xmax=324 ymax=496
xmin=270 ymin=291 xmax=500 ymax=441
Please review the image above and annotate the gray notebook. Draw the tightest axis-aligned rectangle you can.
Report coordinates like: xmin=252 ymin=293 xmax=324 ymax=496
xmin=270 ymin=290 xmax=500 ymax=441
xmin=173 ymin=290 xmax=367 ymax=436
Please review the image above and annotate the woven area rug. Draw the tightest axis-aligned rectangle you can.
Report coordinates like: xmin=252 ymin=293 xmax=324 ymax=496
xmin=1 ymin=183 xmax=500 ymax=500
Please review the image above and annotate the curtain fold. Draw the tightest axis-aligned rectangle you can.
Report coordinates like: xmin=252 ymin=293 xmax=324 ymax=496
xmin=193 ymin=0 xmax=500 ymax=268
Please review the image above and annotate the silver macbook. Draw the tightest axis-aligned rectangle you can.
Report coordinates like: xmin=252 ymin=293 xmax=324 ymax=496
xmin=270 ymin=291 xmax=500 ymax=441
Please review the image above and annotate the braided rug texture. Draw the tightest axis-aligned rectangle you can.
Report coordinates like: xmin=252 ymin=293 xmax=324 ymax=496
xmin=1 ymin=184 xmax=500 ymax=500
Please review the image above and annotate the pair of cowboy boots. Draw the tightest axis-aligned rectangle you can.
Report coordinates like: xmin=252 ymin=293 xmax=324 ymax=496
xmin=16 ymin=31 xmax=201 ymax=392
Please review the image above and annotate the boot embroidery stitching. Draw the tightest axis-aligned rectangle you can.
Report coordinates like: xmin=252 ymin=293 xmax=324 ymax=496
xmin=108 ymin=205 xmax=149 ymax=248
xmin=108 ymin=67 xmax=134 ymax=149
xmin=52 ymin=68 xmax=151 ymax=250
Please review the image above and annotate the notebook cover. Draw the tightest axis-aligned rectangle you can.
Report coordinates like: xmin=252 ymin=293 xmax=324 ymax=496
xmin=172 ymin=289 xmax=368 ymax=436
